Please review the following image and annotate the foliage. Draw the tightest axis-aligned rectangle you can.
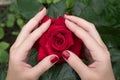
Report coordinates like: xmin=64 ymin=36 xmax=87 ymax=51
xmin=0 ymin=42 xmax=9 ymax=63
xmin=0 ymin=2 xmax=25 ymax=80
xmin=0 ymin=0 xmax=120 ymax=80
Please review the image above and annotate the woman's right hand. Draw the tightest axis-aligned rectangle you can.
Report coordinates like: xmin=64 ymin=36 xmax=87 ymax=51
xmin=62 ymin=15 xmax=115 ymax=80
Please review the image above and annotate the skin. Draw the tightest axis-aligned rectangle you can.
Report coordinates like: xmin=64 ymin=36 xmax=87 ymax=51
xmin=6 ymin=8 xmax=59 ymax=80
xmin=6 ymin=8 xmax=115 ymax=80
xmin=64 ymin=15 xmax=115 ymax=80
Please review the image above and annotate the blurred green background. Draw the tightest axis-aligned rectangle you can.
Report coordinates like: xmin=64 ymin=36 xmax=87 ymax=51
xmin=0 ymin=0 xmax=120 ymax=80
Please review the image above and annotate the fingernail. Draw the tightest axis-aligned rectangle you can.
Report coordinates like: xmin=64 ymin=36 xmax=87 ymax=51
xmin=62 ymin=50 xmax=70 ymax=60
xmin=50 ymin=56 xmax=59 ymax=64
xmin=40 ymin=7 xmax=44 ymax=11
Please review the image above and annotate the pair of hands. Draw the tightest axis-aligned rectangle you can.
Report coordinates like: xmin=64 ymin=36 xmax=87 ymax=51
xmin=6 ymin=8 xmax=115 ymax=80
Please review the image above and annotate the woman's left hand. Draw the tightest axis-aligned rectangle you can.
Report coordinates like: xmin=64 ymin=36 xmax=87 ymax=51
xmin=6 ymin=8 xmax=59 ymax=80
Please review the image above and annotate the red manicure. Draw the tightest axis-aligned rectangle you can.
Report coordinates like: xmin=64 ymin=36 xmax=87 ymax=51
xmin=50 ymin=56 xmax=59 ymax=63
xmin=62 ymin=50 xmax=70 ymax=60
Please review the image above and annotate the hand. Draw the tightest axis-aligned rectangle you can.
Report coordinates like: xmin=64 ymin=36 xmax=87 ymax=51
xmin=62 ymin=15 xmax=115 ymax=80
xmin=6 ymin=8 xmax=59 ymax=80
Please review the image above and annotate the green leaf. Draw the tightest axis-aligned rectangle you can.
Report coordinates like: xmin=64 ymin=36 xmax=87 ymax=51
xmin=29 ymin=49 xmax=38 ymax=66
xmin=0 ymin=42 xmax=9 ymax=63
xmin=38 ymin=0 xmax=47 ymax=4
xmin=17 ymin=0 xmax=43 ymax=19
xmin=66 ymin=0 xmax=75 ymax=9
xmin=90 ymin=0 xmax=106 ymax=15
xmin=72 ymin=0 xmax=86 ymax=16
xmin=6 ymin=14 xmax=15 ymax=28
xmin=46 ymin=0 xmax=53 ymax=4
xmin=0 ymin=64 xmax=8 ymax=80
xmin=0 ymin=50 xmax=9 ymax=63
xmin=80 ymin=7 xmax=98 ymax=23
xmin=96 ymin=16 xmax=116 ymax=27
xmin=12 ymin=31 xmax=19 ymax=36
xmin=53 ymin=0 xmax=61 ymax=3
xmin=47 ymin=0 xmax=66 ymax=18
xmin=17 ymin=18 xmax=25 ymax=28
xmin=0 ymin=70 xmax=7 ymax=80
xmin=97 ymin=27 xmax=120 ymax=48
xmin=9 ymin=4 xmax=18 ymax=13
xmin=100 ymin=34 xmax=120 ymax=48
xmin=0 ymin=42 xmax=9 ymax=50
xmin=0 ymin=23 xmax=5 ymax=28
xmin=0 ymin=28 xmax=4 ymax=39
xmin=113 ymin=63 xmax=120 ymax=80
xmin=114 ymin=24 xmax=120 ymax=28
xmin=81 ymin=0 xmax=90 ymax=5
xmin=109 ymin=48 xmax=120 ymax=63
xmin=39 ymin=63 xmax=80 ymax=80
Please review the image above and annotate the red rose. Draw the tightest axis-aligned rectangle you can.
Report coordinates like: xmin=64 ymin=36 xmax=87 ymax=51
xmin=34 ymin=16 xmax=83 ymax=63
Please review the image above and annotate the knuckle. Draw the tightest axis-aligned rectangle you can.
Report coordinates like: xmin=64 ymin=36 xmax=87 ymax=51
xmin=21 ymin=26 xmax=26 ymax=31
xmin=10 ymin=45 xmax=14 ymax=53
xmin=9 ymin=47 xmax=21 ymax=61
xmin=106 ymin=50 xmax=111 ymax=59
xmin=89 ymin=23 xmax=96 ymax=30
xmin=29 ymin=35 xmax=36 ymax=43
xmin=102 ymin=49 xmax=111 ymax=61
xmin=10 ymin=45 xmax=17 ymax=54
xmin=30 ymin=18 xmax=38 ymax=24
xmin=9 ymin=53 xmax=17 ymax=61
xmin=90 ymin=23 xmax=95 ymax=27
xmin=74 ymin=28 xmax=80 ymax=35
xmin=104 ymin=48 xmax=110 ymax=56
xmin=21 ymin=25 xmax=29 ymax=32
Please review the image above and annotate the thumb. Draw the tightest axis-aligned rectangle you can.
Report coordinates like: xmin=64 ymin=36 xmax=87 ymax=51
xmin=62 ymin=50 xmax=91 ymax=79
xmin=30 ymin=55 xmax=59 ymax=78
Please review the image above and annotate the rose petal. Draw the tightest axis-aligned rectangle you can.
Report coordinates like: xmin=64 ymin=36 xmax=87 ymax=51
xmin=51 ymin=33 xmax=66 ymax=51
xmin=34 ymin=16 xmax=83 ymax=63
xmin=38 ymin=48 xmax=47 ymax=61
xmin=70 ymin=34 xmax=82 ymax=57
xmin=41 ymin=16 xmax=50 ymax=23
xmin=54 ymin=16 xmax=65 ymax=26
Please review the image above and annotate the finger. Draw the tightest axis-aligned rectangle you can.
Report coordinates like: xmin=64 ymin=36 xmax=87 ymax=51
xmin=23 ymin=8 xmax=47 ymax=32
xmin=64 ymin=15 xmax=106 ymax=49
xmin=14 ymin=8 xmax=47 ymax=47
xmin=65 ymin=20 xmax=105 ymax=61
xmin=18 ymin=19 xmax=51 ymax=59
xmin=30 ymin=55 xmax=59 ymax=78
xmin=62 ymin=50 xmax=92 ymax=79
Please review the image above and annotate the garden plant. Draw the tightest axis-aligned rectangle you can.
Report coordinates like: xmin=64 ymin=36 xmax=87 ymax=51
xmin=0 ymin=0 xmax=120 ymax=80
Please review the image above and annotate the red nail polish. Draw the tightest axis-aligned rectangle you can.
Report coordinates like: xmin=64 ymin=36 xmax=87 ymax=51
xmin=50 ymin=56 xmax=59 ymax=63
xmin=40 ymin=7 xmax=44 ymax=11
xmin=62 ymin=50 xmax=70 ymax=60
